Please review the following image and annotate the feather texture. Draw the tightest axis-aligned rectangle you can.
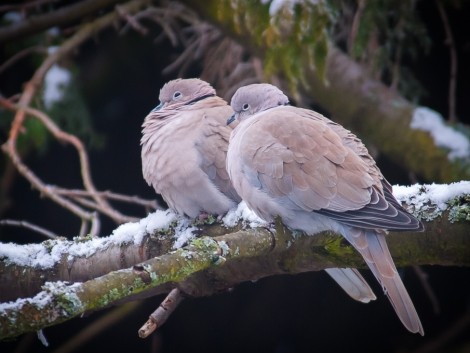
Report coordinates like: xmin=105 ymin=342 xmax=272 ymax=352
xmin=141 ymin=78 xmax=240 ymax=217
xmin=227 ymin=83 xmax=424 ymax=335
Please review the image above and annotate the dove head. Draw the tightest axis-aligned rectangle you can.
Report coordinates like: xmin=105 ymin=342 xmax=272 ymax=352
xmin=228 ymin=83 xmax=289 ymax=126
xmin=152 ymin=78 xmax=216 ymax=111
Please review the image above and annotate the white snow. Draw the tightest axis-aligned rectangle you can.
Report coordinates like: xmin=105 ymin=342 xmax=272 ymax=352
xmin=0 ymin=242 xmax=60 ymax=268
xmin=47 ymin=27 xmax=60 ymax=37
xmin=394 ymin=181 xmax=470 ymax=212
xmin=261 ymin=0 xmax=320 ymax=16
xmin=47 ymin=46 xmax=59 ymax=55
xmin=37 ymin=329 xmax=49 ymax=347
xmin=411 ymin=107 xmax=470 ymax=160
xmin=222 ymin=201 xmax=268 ymax=228
xmin=0 ymin=210 xmax=179 ymax=269
xmin=3 ymin=11 xmax=22 ymax=23
xmin=0 ymin=281 xmax=82 ymax=314
xmin=172 ymin=225 xmax=197 ymax=249
xmin=2 ymin=181 xmax=467 ymax=270
xmin=111 ymin=209 xmax=177 ymax=245
xmin=43 ymin=63 xmax=71 ymax=109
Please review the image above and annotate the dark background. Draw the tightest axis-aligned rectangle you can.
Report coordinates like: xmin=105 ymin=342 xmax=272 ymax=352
xmin=1 ymin=1 xmax=470 ymax=353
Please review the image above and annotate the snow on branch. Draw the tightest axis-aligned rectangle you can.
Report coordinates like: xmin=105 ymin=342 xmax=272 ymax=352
xmin=0 ymin=183 xmax=469 ymax=340
xmin=411 ymin=107 xmax=470 ymax=160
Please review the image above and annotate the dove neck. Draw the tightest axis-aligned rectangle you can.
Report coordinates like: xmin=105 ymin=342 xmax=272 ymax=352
xmin=187 ymin=94 xmax=215 ymax=105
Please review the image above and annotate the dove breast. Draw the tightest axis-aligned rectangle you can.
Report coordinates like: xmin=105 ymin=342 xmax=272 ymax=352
xmin=227 ymin=83 xmax=424 ymax=335
xmin=141 ymin=78 xmax=240 ymax=218
xmin=227 ymin=105 xmax=376 ymax=232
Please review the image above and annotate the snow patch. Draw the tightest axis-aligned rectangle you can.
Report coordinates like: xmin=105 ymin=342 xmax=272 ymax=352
xmin=393 ymin=181 xmax=470 ymax=220
xmin=394 ymin=181 xmax=470 ymax=210
xmin=0 ymin=242 xmax=61 ymax=268
xmin=47 ymin=27 xmax=60 ymax=37
xmin=0 ymin=281 xmax=81 ymax=313
xmin=172 ymin=224 xmax=197 ymax=249
xmin=0 ymin=210 xmax=178 ymax=269
xmin=43 ymin=63 xmax=71 ymax=109
xmin=37 ymin=329 xmax=49 ymax=347
xmin=222 ymin=201 xmax=268 ymax=228
xmin=411 ymin=107 xmax=470 ymax=160
xmin=3 ymin=11 xmax=22 ymax=23
xmin=261 ymin=0 xmax=320 ymax=16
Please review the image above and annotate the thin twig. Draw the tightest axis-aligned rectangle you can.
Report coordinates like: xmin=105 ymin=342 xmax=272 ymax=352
xmin=138 ymin=288 xmax=184 ymax=338
xmin=116 ymin=4 xmax=148 ymax=35
xmin=409 ymin=312 xmax=470 ymax=353
xmin=390 ymin=18 xmax=404 ymax=92
xmin=347 ymin=0 xmax=365 ymax=55
xmin=412 ymin=265 xmax=440 ymax=315
xmin=0 ymin=219 xmax=59 ymax=239
xmin=1 ymin=129 xmax=95 ymax=223
xmin=435 ymin=0 xmax=458 ymax=122
xmin=51 ymin=302 xmax=141 ymax=353
xmin=53 ymin=187 xmax=160 ymax=209
xmin=1 ymin=99 xmax=135 ymax=225
xmin=1 ymin=0 xmax=149 ymax=237
xmin=23 ymin=105 xmax=136 ymax=224
xmin=0 ymin=46 xmax=48 ymax=76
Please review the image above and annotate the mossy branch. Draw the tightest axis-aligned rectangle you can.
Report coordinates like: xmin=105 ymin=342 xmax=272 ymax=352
xmin=1 ymin=200 xmax=469 ymax=340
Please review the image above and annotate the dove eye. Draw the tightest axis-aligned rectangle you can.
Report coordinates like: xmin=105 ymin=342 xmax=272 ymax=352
xmin=242 ymin=103 xmax=250 ymax=111
xmin=173 ymin=91 xmax=182 ymax=100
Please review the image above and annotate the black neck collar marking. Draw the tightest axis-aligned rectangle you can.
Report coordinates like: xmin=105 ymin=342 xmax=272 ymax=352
xmin=187 ymin=93 xmax=216 ymax=105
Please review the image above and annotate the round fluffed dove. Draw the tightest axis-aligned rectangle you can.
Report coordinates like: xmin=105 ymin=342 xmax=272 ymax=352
xmin=227 ymin=83 xmax=424 ymax=335
xmin=141 ymin=78 xmax=240 ymax=218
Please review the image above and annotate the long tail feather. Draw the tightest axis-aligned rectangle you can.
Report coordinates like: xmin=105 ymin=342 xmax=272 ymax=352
xmin=342 ymin=227 xmax=424 ymax=335
xmin=325 ymin=268 xmax=377 ymax=303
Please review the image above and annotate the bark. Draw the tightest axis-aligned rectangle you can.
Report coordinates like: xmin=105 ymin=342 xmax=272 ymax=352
xmin=1 ymin=205 xmax=469 ymax=340
xmin=180 ymin=0 xmax=470 ymax=182
xmin=1 ymin=203 xmax=468 ymax=304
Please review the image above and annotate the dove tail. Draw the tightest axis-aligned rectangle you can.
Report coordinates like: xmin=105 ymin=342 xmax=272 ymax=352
xmin=325 ymin=268 xmax=377 ymax=303
xmin=343 ymin=228 xmax=424 ymax=335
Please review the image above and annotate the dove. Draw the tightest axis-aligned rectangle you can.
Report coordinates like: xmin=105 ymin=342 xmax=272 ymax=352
xmin=227 ymin=83 xmax=424 ymax=335
xmin=141 ymin=78 xmax=240 ymax=218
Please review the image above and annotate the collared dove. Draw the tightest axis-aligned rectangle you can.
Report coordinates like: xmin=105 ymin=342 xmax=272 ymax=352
xmin=227 ymin=83 xmax=424 ymax=335
xmin=141 ymin=78 xmax=240 ymax=218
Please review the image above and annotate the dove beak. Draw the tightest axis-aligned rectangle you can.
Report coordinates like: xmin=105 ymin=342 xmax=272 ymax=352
xmin=151 ymin=102 xmax=164 ymax=112
xmin=227 ymin=113 xmax=236 ymax=126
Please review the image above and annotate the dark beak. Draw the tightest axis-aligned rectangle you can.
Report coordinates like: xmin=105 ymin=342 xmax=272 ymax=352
xmin=151 ymin=102 xmax=164 ymax=112
xmin=227 ymin=113 xmax=236 ymax=126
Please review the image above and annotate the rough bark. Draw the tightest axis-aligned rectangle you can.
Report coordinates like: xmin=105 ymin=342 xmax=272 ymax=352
xmin=1 ymin=206 xmax=469 ymax=340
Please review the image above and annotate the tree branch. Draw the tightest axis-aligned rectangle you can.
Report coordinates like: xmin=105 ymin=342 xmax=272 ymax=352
xmin=0 ymin=0 xmax=128 ymax=43
xmin=1 ymin=185 xmax=469 ymax=340
xmin=435 ymin=0 xmax=458 ymax=123
xmin=1 ymin=0 xmax=152 ymax=236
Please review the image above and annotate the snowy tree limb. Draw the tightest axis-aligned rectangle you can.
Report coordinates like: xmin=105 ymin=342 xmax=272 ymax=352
xmin=1 ymin=187 xmax=469 ymax=340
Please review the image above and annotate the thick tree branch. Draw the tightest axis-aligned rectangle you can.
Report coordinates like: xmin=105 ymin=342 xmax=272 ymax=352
xmin=1 ymin=190 xmax=468 ymax=303
xmin=1 ymin=189 xmax=469 ymax=340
